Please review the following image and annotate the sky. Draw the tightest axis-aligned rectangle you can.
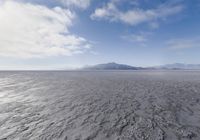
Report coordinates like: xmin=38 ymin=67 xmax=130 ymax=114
xmin=0 ymin=0 xmax=200 ymax=70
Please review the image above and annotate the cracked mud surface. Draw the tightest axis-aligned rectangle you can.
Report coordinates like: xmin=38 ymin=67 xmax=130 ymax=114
xmin=0 ymin=71 xmax=200 ymax=140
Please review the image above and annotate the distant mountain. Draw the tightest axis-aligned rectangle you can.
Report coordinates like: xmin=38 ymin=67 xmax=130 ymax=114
xmin=82 ymin=62 xmax=144 ymax=70
xmin=81 ymin=62 xmax=200 ymax=71
xmin=158 ymin=63 xmax=200 ymax=70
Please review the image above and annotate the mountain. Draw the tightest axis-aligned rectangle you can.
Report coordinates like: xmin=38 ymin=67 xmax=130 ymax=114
xmin=158 ymin=63 xmax=200 ymax=70
xmin=82 ymin=62 xmax=144 ymax=70
xmin=81 ymin=62 xmax=200 ymax=71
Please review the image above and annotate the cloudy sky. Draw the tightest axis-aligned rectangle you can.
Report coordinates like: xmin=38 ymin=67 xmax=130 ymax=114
xmin=0 ymin=0 xmax=200 ymax=69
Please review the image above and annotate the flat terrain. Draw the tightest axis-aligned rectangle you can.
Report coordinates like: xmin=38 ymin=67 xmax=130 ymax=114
xmin=0 ymin=71 xmax=200 ymax=140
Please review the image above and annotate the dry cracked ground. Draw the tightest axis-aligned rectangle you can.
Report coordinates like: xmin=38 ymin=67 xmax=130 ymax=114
xmin=0 ymin=71 xmax=200 ymax=140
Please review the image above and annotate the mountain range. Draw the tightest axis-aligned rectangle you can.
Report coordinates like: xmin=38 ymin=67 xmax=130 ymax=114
xmin=158 ymin=63 xmax=200 ymax=70
xmin=82 ymin=62 xmax=200 ymax=70
xmin=83 ymin=62 xmax=144 ymax=70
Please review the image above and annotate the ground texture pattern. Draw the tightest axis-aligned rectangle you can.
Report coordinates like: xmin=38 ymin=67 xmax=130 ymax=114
xmin=0 ymin=71 xmax=200 ymax=140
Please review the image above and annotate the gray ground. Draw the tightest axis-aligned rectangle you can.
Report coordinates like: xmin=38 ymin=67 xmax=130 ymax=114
xmin=0 ymin=71 xmax=200 ymax=140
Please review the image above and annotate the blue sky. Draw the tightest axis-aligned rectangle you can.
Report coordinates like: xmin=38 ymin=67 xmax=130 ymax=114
xmin=0 ymin=0 xmax=200 ymax=69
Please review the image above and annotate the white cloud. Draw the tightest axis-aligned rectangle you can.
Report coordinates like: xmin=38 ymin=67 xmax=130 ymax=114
xmin=121 ymin=32 xmax=153 ymax=47
xmin=121 ymin=33 xmax=151 ymax=47
xmin=167 ymin=38 xmax=200 ymax=50
xmin=149 ymin=22 xmax=160 ymax=29
xmin=58 ymin=0 xmax=91 ymax=9
xmin=91 ymin=2 xmax=118 ymax=20
xmin=0 ymin=1 xmax=91 ymax=58
xmin=91 ymin=1 xmax=183 ymax=26
xmin=122 ymin=34 xmax=147 ymax=43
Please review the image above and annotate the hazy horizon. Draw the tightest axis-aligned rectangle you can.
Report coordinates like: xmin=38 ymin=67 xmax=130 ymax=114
xmin=1 ymin=62 xmax=200 ymax=71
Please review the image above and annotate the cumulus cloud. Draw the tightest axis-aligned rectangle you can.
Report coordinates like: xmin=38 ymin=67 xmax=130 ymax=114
xmin=91 ymin=1 xmax=183 ymax=26
xmin=167 ymin=38 xmax=200 ymax=50
xmin=58 ymin=0 xmax=91 ymax=9
xmin=0 ymin=1 xmax=91 ymax=58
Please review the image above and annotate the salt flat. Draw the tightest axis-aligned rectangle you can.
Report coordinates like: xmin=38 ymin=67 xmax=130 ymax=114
xmin=0 ymin=71 xmax=200 ymax=140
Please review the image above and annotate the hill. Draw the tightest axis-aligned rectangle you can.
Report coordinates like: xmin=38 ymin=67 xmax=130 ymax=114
xmin=83 ymin=62 xmax=144 ymax=70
